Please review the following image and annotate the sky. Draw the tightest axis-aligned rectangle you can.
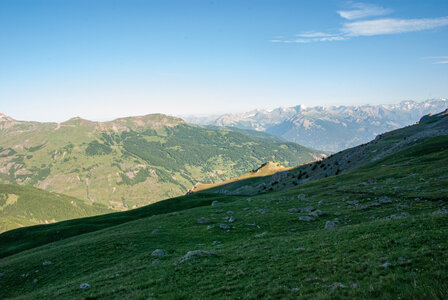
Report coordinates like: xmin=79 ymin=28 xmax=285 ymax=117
xmin=1 ymin=0 xmax=448 ymax=122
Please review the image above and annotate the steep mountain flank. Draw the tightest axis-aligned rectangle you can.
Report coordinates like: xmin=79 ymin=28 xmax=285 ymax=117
xmin=0 ymin=113 xmax=324 ymax=209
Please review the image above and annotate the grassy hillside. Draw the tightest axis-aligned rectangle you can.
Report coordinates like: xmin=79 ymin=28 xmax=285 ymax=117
xmin=0 ymin=113 xmax=324 ymax=210
xmin=0 ymin=184 xmax=110 ymax=233
xmin=0 ymin=122 xmax=446 ymax=298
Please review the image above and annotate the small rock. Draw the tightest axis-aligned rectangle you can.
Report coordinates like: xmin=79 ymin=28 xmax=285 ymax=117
xmin=318 ymin=200 xmax=326 ymax=205
xmin=329 ymin=282 xmax=346 ymax=289
xmin=206 ymin=225 xmax=214 ymax=230
xmin=21 ymin=273 xmax=29 ymax=278
xmin=151 ymin=249 xmax=168 ymax=257
xmin=246 ymin=197 xmax=252 ymax=202
xmin=379 ymin=257 xmax=388 ymax=262
xmin=211 ymin=201 xmax=222 ymax=206
xmin=151 ymin=229 xmax=160 ymax=234
xmin=215 ymin=209 xmax=224 ymax=214
xmin=243 ymin=207 xmax=249 ymax=211
xmin=300 ymin=206 xmax=314 ymax=213
xmin=309 ymin=210 xmax=324 ymax=217
xmin=219 ymin=224 xmax=230 ymax=230
xmin=80 ymin=283 xmax=90 ymax=289
xmin=257 ymin=209 xmax=269 ymax=214
xmin=197 ymin=218 xmax=211 ymax=224
xmin=298 ymin=194 xmax=307 ymax=200
xmin=255 ymin=232 xmax=267 ymax=238
xmin=152 ymin=259 xmax=160 ymax=264
xmin=351 ymin=283 xmax=359 ymax=289
xmin=299 ymin=216 xmax=315 ymax=222
xmin=228 ymin=216 xmax=235 ymax=223
xmin=382 ymin=262 xmax=391 ymax=268
xmin=288 ymin=208 xmax=298 ymax=213
xmin=212 ymin=241 xmax=221 ymax=245
xmin=334 ymin=212 xmax=341 ymax=216
xmin=33 ymin=279 xmax=38 ymax=284
xmin=379 ymin=196 xmax=392 ymax=204
xmin=0 ymin=273 xmax=4 ymax=277
xmin=324 ymin=220 xmax=337 ymax=229
xmin=346 ymin=201 xmax=358 ymax=205
xmin=42 ymin=261 xmax=52 ymax=266
xmin=294 ymin=247 xmax=306 ymax=251
xmin=226 ymin=211 xmax=233 ymax=215
xmin=291 ymin=287 xmax=300 ymax=292
xmin=173 ymin=250 xmax=213 ymax=265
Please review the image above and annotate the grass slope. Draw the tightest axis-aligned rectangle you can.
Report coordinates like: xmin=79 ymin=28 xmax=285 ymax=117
xmin=0 ymin=184 xmax=110 ymax=233
xmin=0 ymin=134 xmax=446 ymax=299
xmin=0 ymin=114 xmax=324 ymax=212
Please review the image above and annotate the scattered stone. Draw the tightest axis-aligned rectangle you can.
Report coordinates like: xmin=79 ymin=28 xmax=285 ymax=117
xmin=299 ymin=216 xmax=315 ymax=222
xmin=346 ymin=201 xmax=358 ymax=205
xmin=33 ymin=279 xmax=38 ymax=284
xmin=329 ymin=282 xmax=346 ymax=289
xmin=298 ymin=194 xmax=307 ymax=200
xmin=246 ymin=198 xmax=252 ymax=202
xmin=257 ymin=209 xmax=269 ymax=214
xmin=351 ymin=283 xmax=359 ymax=289
xmin=294 ymin=247 xmax=306 ymax=251
xmin=151 ymin=229 xmax=160 ymax=234
xmin=35 ymin=270 xmax=39 ymax=273
xmin=226 ymin=211 xmax=234 ymax=215
xmin=309 ymin=210 xmax=324 ymax=217
xmin=255 ymin=232 xmax=267 ymax=238
xmin=300 ymin=206 xmax=314 ymax=213
xmin=197 ymin=218 xmax=211 ymax=224
xmin=334 ymin=212 xmax=341 ymax=216
xmin=21 ymin=273 xmax=29 ymax=278
xmin=228 ymin=216 xmax=235 ymax=223
xmin=173 ymin=250 xmax=213 ymax=265
xmin=206 ymin=225 xmax=214 ymax=230
xmin=379 ymin=196 xmax=392 ymax=204
xmin=288 ymin=208 xmax=298 ymax=213
xmin=370 ymin=202 xmax=381 ymax=207
xmin=212 ymin=241 xmax=221 ymax=245
xmin=151 ymin=249 xmax=168 ymax=257
xmin=243 ymin=207 xmax=249 ymax=211
xmin=291 ymin=287 xmax=300 ymax=292
xmin=152 ymin=259 xmax=160 ymax=264
xmin=171 ymin=212 xmax=179 ymax=216
xmin=0 ymin=273 xmax=4 ymax=277
xmin=211 ymin=201 xmax=222 ymax=206
xmin=384 ymin=212 xmax=409 ymax=220
xmin=80 ymin=283 xmax=91 ymax=289
xmin=219 ymin=224 xmax=230 ymax=230
xmin=324 ymin=220 xmax=337 ymax=229
xmin=318 ymin=200 xmax=326 ymax=205
xmin=42 ymin=261 xmax=52 ymax=266
xmin=382 ymin=262 xmax=391 ymax=268
xmin=379 ymin=257 xmax=388 ymax=262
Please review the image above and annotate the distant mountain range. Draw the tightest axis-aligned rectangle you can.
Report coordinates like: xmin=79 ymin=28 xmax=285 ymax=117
xmin=184 ymin=98 xmax=448 ymax=152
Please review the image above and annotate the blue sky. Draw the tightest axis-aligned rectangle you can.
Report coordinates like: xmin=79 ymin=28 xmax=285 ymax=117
xmin=1 ymin=0 xmax=447 ymax=122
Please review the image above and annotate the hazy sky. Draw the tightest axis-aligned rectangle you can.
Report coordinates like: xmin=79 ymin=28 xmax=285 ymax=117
xmin=1 ymin=0 xmax=448 ymax=122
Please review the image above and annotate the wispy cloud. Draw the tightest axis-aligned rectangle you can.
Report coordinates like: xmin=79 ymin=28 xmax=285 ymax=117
xmin=423 ymin=56 xmax=448 ymax=64
xmin=271 ymin=3 xmax=448 ymax=44
xmin=342 ymin=17 xmax=448 ymax=36
xmin=337 ymin=3 xmax=392 ymax=20
xmin=271 ymin=34 xmax=346 ymax=43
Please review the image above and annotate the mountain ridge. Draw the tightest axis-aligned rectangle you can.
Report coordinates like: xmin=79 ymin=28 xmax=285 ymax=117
xmin=184 ymin=98 xmax=448 ymax=151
